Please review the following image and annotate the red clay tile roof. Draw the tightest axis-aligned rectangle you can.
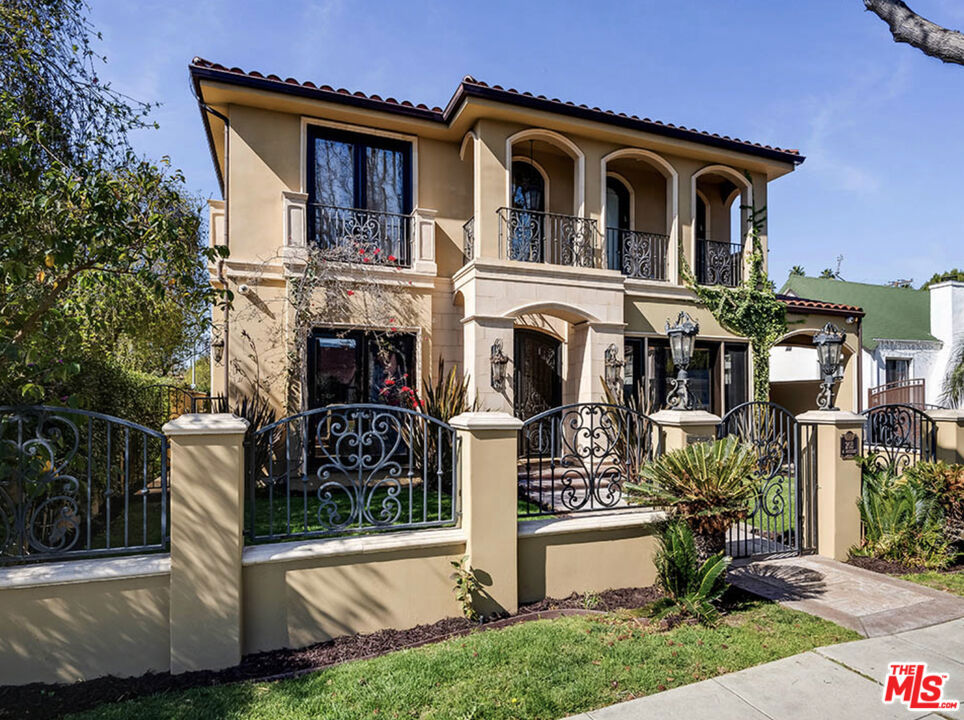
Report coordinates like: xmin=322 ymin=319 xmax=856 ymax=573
xmin=776 ymin=294 xmax=864 ymax=317
xmin=190 ymin=58 xmax=804 ymax=167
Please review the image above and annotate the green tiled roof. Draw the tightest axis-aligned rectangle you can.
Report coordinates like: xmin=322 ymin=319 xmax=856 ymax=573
xmin=780 ymin=276 xmax=937 ymax=351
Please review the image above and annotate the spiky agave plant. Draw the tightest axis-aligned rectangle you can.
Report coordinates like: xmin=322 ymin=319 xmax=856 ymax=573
xmin=626 ymin=437 xmax=758 ymax=561
xmin=650 ymin=516 xmax=731 ymax=625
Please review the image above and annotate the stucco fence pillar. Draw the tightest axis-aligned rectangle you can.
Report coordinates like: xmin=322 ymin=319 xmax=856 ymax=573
xmin=796 ymin=411 xmax=864 ymax=562
xmin=450 ymin=411 xmax=522 ymax=616
xmin=163 ymin=413 xmax=248 ymax=674
xmin=649 ymin=409 xmax=721 ymax=453
xmin=929 ymin=409 xmax=964 ymax=464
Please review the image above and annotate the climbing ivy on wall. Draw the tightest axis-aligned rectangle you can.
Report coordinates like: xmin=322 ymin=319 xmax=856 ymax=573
xmin=680 ymin=203 xmax=787 ymax=403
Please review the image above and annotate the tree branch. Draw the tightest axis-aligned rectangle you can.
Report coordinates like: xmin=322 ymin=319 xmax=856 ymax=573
xmin=864 ymin=0 xmax=964 ymax=65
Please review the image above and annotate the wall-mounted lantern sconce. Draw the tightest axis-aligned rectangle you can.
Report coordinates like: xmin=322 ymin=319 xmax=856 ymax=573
xmin=490 ymin=338 xmax=509 ymax=391
xmin=604 ymin=343 xmax=624 ymax=396
xmin=813 ymin=321 xmax=846 ymax=410
xmin=212 ymin=337 xmax=225 ymax=364
xmin=665 ymin=311 xmax=699 ymax=410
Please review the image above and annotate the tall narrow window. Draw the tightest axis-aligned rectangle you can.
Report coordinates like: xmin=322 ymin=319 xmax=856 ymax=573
xmin=606 ymin=176 xmax=631 ymax=271
xmin=509 ymin=161 xmax=545 ymax=262
xmin=307 ymin=126 xmax=412 ymax=264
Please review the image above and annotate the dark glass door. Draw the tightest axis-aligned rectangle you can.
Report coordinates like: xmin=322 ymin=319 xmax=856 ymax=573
xmin=509 ymin=161 xmax=545 ymax=262
xmin=514 ymin=329 xmax=561 ymax=419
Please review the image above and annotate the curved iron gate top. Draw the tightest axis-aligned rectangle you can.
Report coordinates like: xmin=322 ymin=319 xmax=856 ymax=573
xmin=0 ymin=406 xmax=169 ymax=564
xmin=861 ymin=403 xmax=937 ymax=475
xmin=518 ymin=402 xmax=653 ymax=516
xmin=248 ymin=403 xmax=458 ymax=542
xmin=718 ymin=401 xmax=803 ymax=560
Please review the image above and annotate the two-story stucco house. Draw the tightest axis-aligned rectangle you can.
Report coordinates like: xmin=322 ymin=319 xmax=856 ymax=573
xmin=190 ymin=58 xmax=861 ymax=418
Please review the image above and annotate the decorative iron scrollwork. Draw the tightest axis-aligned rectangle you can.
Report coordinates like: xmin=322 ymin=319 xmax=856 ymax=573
xmin=248 ymin=404 xmax=458 ymax=541
xmin=698 ymin=239 xmax=742 ymax=287
xmin=499 ymin=208 xmax=598 ymax=268
xmin=862 ymin=403 xmax=936 ymax=475
xmin=519 ymin=403 xmax=652 ymax=516
xmin=310 ymin=204 xmax=413 ymax=266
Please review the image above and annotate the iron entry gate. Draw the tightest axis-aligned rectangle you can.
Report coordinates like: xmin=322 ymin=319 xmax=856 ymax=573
xmin=718 ymin=401 xmax=811 ymax=559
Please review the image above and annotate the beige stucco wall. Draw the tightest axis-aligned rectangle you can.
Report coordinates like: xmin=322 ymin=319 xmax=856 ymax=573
xmin=0 ymin=568 xmax=170 ymax=686
xmin=517 ymin=519 xmax=659 ymax=604
xmin=242 ymin=539 xmax=465 ymax=653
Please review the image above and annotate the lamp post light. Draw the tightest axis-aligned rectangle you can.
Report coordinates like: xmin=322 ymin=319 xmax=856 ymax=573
xmin=665 ymin=311 xmax=700 ymax=410
xmin=490 ymin=338 xmax=509 ymax=391
xmin=813 ymin=322 xmax=846 ymax=411
xmin=604 ymin=343 xmax=624 ymax=396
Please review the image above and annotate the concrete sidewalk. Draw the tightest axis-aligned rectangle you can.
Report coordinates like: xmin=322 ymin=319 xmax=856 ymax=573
xmin=565 ymin=618 xmax=964 ymax=719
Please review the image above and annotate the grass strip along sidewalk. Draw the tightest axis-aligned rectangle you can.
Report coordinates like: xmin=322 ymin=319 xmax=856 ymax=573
xmin=59 ymin=592 xmax=858 ymax=720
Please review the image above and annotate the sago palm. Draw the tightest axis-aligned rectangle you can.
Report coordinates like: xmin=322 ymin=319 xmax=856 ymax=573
xmin=626 ymin=437 xmax=758 ymax=560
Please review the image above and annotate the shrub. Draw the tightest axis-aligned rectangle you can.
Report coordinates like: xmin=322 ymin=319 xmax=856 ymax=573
xmin=853 ymin=456 xmax=955 ymax=569
xmin=626 ymin=437 xmax=758 ymax=560
xmin=650 ymin=517 xmax=731 ymax=625
xmin=903 ymin=461 xmax=964 ymax=544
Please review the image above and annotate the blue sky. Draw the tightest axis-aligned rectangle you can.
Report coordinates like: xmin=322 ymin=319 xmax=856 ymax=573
xmin=89 ymin=0 xmax=964 ymax=287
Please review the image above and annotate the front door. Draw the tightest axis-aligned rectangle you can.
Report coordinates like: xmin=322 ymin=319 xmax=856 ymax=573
xmin=514 ymin=329 xmax=562 ymax=419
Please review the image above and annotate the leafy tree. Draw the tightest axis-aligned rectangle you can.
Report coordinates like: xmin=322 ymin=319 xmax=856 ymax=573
xmin=921 ymin=268 xmax=964 ymax=290
xmin=819 ymin=268 xmax=836 ymax=279
xmin=790 ymin=265 xmax=806 ymax=277
xmin=943 ymin=339 xmax=964 ymax=409
xmin=0 ymin=0 xmax=227 ymax=403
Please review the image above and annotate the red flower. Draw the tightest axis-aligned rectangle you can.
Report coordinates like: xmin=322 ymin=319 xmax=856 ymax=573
xmin=374 ymin=248 xmax=381 ymax=254
xmin=385 ymin=379 xmax=395 ymax=386
xmin=387 ymin=254 xmax=397 ymax=262
xmin=400 ymin=386 xmax=411 ymax=393
xmin=346 ymin=290 xmax=354 ymax=296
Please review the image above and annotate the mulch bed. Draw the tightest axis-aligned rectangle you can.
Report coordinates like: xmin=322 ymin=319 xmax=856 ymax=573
xmin=846 ymin=556 xmax=964 ymax=576
xmin=0 ymin=586 xmax=661 ymax=720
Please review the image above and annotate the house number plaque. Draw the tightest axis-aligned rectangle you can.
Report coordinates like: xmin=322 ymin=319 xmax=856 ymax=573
xmin=840 ymin=430 xmax=859 ymax=460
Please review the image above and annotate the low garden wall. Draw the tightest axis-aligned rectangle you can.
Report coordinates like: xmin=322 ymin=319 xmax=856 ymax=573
xmin=1 ymin=406 xmax=961 ymax=687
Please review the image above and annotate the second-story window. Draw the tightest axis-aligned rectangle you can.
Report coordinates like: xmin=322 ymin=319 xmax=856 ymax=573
xmin=307 ymin=125 xmax=413 ymax=265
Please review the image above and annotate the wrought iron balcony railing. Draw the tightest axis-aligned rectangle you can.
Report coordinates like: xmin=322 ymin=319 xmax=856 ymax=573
xmin=308 ymin=203 xmax=413 ymax=267
xmin=462 ymin=217 xmax=474 ymax=264
xmin=498 ymin=207 xmax=598 ymax=268
xmin=696 ymin=238 xmax=743 ymax=287
xmin=606 ymin=228 xmax=669 ymax=281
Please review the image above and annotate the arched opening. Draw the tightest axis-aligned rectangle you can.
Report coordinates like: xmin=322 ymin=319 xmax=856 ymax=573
xmin=504 ymin=129 xmax=589 ymax=267
xmin=769 ymin=329 xmax=857 ymax=414
xmin=692 ymin=166 xmax=751 ymax=287
xmin=601 ymin=148 xmax=676 ymax=281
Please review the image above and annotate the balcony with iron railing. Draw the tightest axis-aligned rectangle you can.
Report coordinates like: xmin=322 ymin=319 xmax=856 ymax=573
xmin=606 ymin=228 xmax=669 ymax=281
xmin=308 ymin=203 xmax=414 ymax=267
xmin=696 ymin=238 xmax=743 ymax=287
xmin=498 ymin=207 xmax=598 ymax=268
xmin=869 ymin=378 xmax=926 ymax=409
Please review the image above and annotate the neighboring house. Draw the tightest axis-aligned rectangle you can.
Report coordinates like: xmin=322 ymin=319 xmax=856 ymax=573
xmin=772 ymin=276 xmax=964 ymax=410
xmin=190 ymin=58 xmax=857 ymax=419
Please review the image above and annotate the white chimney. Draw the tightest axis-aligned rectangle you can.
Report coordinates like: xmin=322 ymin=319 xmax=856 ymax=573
xmin=929 ymin=281 xmax=964 ymax=407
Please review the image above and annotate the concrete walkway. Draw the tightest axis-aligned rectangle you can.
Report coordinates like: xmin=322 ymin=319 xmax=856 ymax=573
xmin=728 ymin=555 xmax=964 ymax=637
xmin=565 ymin=618 xmax=964 ymax=719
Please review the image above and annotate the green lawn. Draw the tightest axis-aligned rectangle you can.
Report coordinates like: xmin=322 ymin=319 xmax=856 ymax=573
xmin=900 ymin=570 xmax=964 ymax=597
xmin=66 ymin=598 xmax=858 ymax=720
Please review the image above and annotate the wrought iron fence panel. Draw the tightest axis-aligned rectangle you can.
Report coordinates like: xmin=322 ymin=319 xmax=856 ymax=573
xmin=861 ymin=403 xmax=937 ymax=475
xmin=462 ymin=217 xmax=475 ymax=264
xmin=498 ymin=207 xmax=598 ymax=268
xmin=518 ymin=403 xmax=653 ymax=517
xmin=606 ymin=228 xmax=669 ymax=281
xmin=718 ymin=401 xmax=801 ymax=559
xmin=145 ymin=384 xmax=224 ymax=425
xmin=696 ymin=239 xmax=743 ymax=287
xmin=308 ymin=203 xmax=413 ymax=266
xmin=0 ymin=406 xmax=168 ymax=564
xmin=247 ymin=404 xmax=458 ymax=542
